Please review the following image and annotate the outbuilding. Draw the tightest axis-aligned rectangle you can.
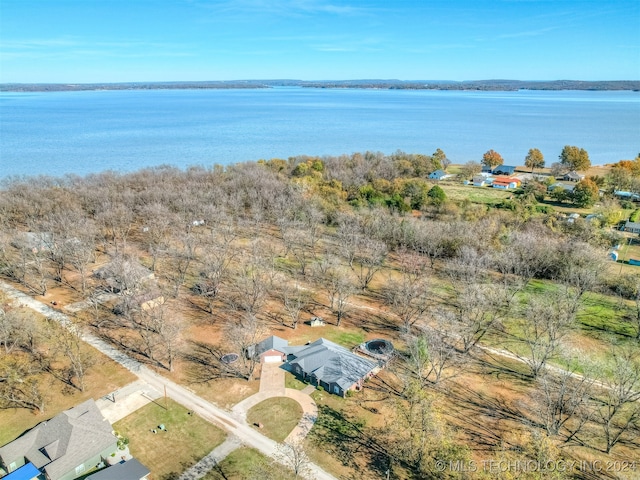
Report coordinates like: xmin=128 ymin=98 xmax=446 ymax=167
xmin=563 ymin=171 xmax=585 ymax=182
xmin=492 ymin=177 xmax=521 ymax=189
xmin=428 ymin=169 xmax=449 ymax=180
xmin=492 ymin=165 xmax=517 ymax=175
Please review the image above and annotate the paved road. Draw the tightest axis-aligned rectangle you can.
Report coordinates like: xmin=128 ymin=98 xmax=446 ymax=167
xmin=0 ymin=281 xmax=337 ymax=480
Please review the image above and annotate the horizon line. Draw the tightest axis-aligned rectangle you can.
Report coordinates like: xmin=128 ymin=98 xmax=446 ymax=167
xmin=3 ymin=78 xmax=640 ymax=85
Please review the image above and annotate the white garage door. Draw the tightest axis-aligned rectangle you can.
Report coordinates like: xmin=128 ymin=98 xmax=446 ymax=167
xmin=263 ymin=355 xmax=281 ymax=363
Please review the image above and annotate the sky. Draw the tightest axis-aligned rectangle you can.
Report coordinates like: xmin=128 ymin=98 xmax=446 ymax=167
xmin=1 ymin=0 xmax=639 ymax=83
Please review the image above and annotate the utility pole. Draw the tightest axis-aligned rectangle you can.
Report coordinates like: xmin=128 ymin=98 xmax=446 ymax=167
xmin=164 ymin=385 xmax=168 ymax=410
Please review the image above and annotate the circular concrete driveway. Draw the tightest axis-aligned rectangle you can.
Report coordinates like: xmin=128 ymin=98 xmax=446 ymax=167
xmin=231 ymin=363 xmax=318 ymax=443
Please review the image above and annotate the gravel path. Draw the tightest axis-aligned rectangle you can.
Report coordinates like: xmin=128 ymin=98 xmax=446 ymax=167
xmin=177 ymin=436 xmax=243 ymax=480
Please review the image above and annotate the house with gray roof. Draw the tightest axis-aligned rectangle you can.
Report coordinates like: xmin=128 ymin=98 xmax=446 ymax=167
xmin=249 ymin=336 xmax=378 ymax=396
xmin=492 ymin=165 xmax=517 ymax=175
xmin=86 ymin=458 xmax=150 ymax=480
xmin=428 ymin=169 xmax=450 ymax=180
xmin=288 ymin=338 xmax=378 ymax=396
xmin=0 ymin=399 xmax=118 ymax=480
xmin=624 ymin=220 xmax=640 ymax=234
xmin=563 ymin=171 xmax=585 ymax=182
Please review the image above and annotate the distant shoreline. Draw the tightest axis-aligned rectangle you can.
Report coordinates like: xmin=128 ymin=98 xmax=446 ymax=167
xmin=2 ymin=79 xmax=639 ymax=93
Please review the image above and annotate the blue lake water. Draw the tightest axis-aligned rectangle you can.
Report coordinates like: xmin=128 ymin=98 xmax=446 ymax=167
xmin=1 ymin=88 xmax=639 ymax=179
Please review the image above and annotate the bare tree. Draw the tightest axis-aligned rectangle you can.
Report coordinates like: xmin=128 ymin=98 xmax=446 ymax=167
xmin=166 ymin=229 xmax=199 ymax=297
xmin=509 ymin=293 xmax=577 ymax=378
xmin=352 ymin=238 xmax=387 ymax=290
xmin=531 ymin=365 xmax=594 ymax=439
xmin=120 ymin=299 xmax=180 ymax=371
xmin=37 ymin=217 xmax=71 ymax=283
xmin=494 ymin=228 xmax=557 ymax=301
xmin=336 ymin=214 xmax=362 ymax=268
xmin=395 ymin=246 xmax=430 ymax=280
xmin=314 ymin=257 xmax=356 ymax=327
xmin=66 ymin=218 xmax=98 ymax=294
xmin=554 ymin=241 xmax=605 ymax=303
xmin=0 ymin=307 xmax=40 ymax=355
xmin=193 ymin=237 xmax=235 ymax=314
xmin=618 ymin=274 xmax=640 ymax=340
xmin=9 ymin=239 xmax=49 ymax=295
xmin=153 ymin=303 xmax=183 ymax=372
xmin=401 ymin=325 xmax=461 ymax=387
xmin=383 ymin=271 xmax=430 ymax=333
xmin=47 ymin=320 xmax=95 ymax=391
xmin=0 ymin=356 xmax=46 ymax=413
xmin=387 ymin=381 xmax=466 ymax=476
xmin=281 ymin=281 xmax=309 ymax=329
xmin=446 ymin=246 xmax=489 ymax=287
xmin=412 ymin=221 xmax=448 ymax=269
xmin=96 ymin=202 xmax=134 ymax=254
xmin=0 ymin=232 xmax=14 ymax=278
xmin=281 ymin=223 xmax=314 ymax=277
xmin=224 ymin=314 xmax=268 ymax=381
xmin=225 ymin=262 xmax=268 ymax=315
xmin=593 ymin=347 xmax=640 ymax=453
xmin=437 ymin=282 xmax=506 ymax=353
xmin=299 ymin=203 xmax=326 ymax=256
xmin=276 ymin=440 xmax=315 ymax=480
xmin=138 ymin=203 xmax=177 ymax=271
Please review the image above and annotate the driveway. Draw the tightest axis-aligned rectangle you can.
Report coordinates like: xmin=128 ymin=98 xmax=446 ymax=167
xmin=95 ymin=379 xmax=162 ymax=424
xmin=259 ymin=362 xmax=286 ymax=395
xmin=232 ymin=362 xmax=319 ymax=445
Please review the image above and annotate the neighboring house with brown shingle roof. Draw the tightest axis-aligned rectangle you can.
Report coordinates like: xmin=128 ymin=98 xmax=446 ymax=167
xmin=0 ymin=400 xmax=117 ymax=480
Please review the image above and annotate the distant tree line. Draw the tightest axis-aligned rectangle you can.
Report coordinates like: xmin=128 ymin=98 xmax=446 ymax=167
xmin=3 ymin=79 xmax=639 ymax=92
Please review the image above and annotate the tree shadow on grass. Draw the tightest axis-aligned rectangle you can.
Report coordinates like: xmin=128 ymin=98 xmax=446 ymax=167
xmin=182 ymin=341 xmax=247 ymax=384
xmin=468 ymin=349 xmax=534 ymax=383
xmin=442 ymin=381 xmax=531 ymax=451
xmin=308 ymin=404 xmax=406 ymax=479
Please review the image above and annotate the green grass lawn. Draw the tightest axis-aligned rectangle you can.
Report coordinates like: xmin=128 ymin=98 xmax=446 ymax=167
xmin=113 ymin=399 xmax=226 ymax=480
xmin=202 ymin=447 xmax=292 ymax=480
xmin=439 ymin=183 xmax=512 ymax=205
xmin=486 ymin=279 xmax=637 ymax=377
xmin=577 ymin=292 xmax=636 ymax=338
xmin=246 ymin=397 xmax=303 ymax=442
xmin=284 ymin=371 xmax=308 ymax=390
xmin=321 ymin=329 xmax=365 ymax=348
